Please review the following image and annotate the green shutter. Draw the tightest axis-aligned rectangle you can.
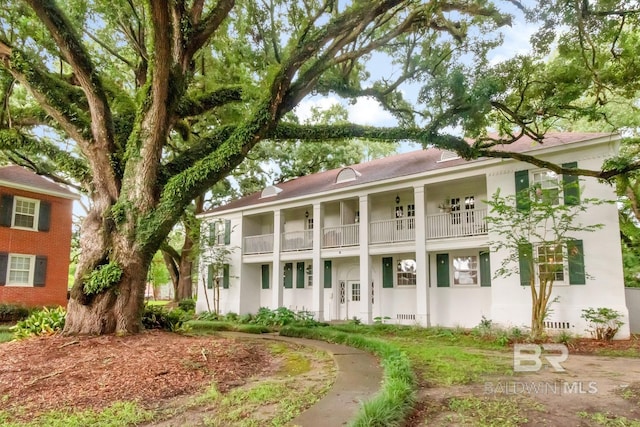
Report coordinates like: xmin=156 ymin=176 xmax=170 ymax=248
xmin=562 ymin=162 xmax=580 ymax=206
xmin=0 ymin=195 xmax=12 ymax=227
xmin=38 ymin=201 xmax=51 ymax=232
xmin=568 ymin=239 xmax=586 ymax=285
xmin=208 ymin=222 xmax=215 ymax=245
xmin=515 ymin=170 xmax=530 ymax=211
xmin=222 ymin=264 xmax=230 ymax=289
xmin=296 ymin=262 xmax=305 ymax=288
xmin=382 ymin=257 xmax=394 ymax=288
xmin=224 ymin=220 xmax=231 ymax=245
xmin=261 ymin=264 xmax=270 ymax=289
xmin=34 ymin=256 xmax=47 ymax=287
xmin=284 ymin=263 xmax=293 ymax=288
xmin=480 ymin=251 xmax=491 ymax=287
xmin=436 ymin=254 xmax=450 ymax=287
xmin=518 ymin=243 xmax=533 ymax=286
xmin=324 ymin=260 xmax=332 ymax=288
xmin=207 ymin=264 xmax=214 ymax=289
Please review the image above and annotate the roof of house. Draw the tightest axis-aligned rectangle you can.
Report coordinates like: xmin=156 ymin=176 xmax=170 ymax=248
xmin=0 ymin=165 xmax=79 ymax=199
xmin=205 ymin=132 xmax=616 ymax=214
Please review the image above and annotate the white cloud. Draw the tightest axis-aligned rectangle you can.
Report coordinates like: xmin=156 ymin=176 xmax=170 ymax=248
xmin=347 ymin=97 xmax=396 ymax=126
xmin=294 ymin=96 xmax=341 ymax=123
xmin=489 ymin=20 xmax=539 ymax=65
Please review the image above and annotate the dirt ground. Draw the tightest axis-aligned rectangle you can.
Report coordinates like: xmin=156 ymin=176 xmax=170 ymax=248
xmin=409 ymin=337 xmax=640 ymax=426
xmin=0 ymin=331 xmax=278 ymax=420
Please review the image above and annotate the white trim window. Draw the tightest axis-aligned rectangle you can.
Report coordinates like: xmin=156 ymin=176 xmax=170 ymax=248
xmin=396 ymin=258 xmax=417 ymax=286
xmin=8 ymin=254 xmax=35 ymax=286
xmin=532 ymin=170 xmax=561 ymax=205
xmin=12 ymin=196 xmax=39 ymax=230
xmin=306 ymin=264 xmax=313 ymax=287
xmin=214 ymin=221 xmax=226 ymax=245
xmin=453 ymin=255 xmax=478 ymax=285
xmin=536 ymin=244 xmax=565 ymax=283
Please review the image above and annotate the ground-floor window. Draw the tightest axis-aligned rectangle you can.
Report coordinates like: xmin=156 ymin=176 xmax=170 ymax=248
xmin=452 ymin=256 xmax=478 ymax=285
xmin=396 ymin=258 xmax=417 ymax=286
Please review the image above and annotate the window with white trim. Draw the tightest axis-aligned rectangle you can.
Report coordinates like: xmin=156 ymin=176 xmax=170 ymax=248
xmin=8 ymin=254 xmax=35 ymax=286
xmin=453 ymin=256 xmax=478 ymax=285
xmin=532 ymin=170 xmax=561 ymax=205
xmin=536 ymin=244 xmax=565 ymax=282
xmin=12 ymin=197 xmax=39 ymax=230
xmin=214 ymin=221 xmax=225 ymax=245
xmin=396 ymin=258 xmax=417 ymax=286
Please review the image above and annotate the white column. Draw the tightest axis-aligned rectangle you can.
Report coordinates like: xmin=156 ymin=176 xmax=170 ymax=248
xmin=271 ymin=209 xmax=283 ymax=308
xmin=414 ymin=185 xmax=430 ymax=326
xmin=312 ymin=203 xmax=324 ymax=321
xmin=359 ymin=195 xmax=372 ymax=324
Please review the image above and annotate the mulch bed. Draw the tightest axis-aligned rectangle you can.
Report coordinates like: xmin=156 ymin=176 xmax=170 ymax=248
xmin=0 ymin=330 xmax=274 ymax=418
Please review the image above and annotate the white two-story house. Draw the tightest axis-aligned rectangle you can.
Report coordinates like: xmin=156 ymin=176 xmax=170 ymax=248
xmin=196 ymin=132 xmax=630 ymax=338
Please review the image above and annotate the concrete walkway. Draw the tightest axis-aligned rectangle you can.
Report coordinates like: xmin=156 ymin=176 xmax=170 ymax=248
xmin=223 ymin=332 xmax=383 ymax=427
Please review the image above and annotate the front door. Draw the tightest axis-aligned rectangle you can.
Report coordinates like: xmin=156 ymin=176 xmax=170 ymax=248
xmin=338 ymin=280 xmax=361 ymax=320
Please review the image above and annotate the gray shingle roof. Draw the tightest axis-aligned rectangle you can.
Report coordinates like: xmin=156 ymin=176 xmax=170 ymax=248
xmin=0 ymin=165 xmax=78 ymax=199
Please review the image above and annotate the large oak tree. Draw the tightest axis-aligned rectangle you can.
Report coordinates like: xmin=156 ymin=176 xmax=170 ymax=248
xmin=0 ymin=0 xmax=511 ymax=334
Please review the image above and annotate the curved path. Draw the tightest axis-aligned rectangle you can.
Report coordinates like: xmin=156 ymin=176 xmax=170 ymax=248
xmin=224 ymin=332 xmax=383 ymax=427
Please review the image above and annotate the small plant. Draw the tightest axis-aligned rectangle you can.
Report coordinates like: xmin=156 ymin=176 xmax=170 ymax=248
xmin=349 ymin=316 xmax=361 ymax=325
xmin=177 ymin=298 xmax=196 ymax=312
xmin=472 ymin=316 xmax=494 ymax=338
xmin=12 ymin=306 xmax=66 ymax=339
xmin=225 ymin=312 xmax=239 ymax=322
xmin=197 ymin=311 xmax=221 ymax=321
xmin=0 ymin=304 xmax=31 ymax=322
xmin=581 ymin=307 xmax=624 ymax=341
xmin=554 ymin=330 xmax=575 ymax=345
xmin=142 ymin=304 xmax=188 ymax=332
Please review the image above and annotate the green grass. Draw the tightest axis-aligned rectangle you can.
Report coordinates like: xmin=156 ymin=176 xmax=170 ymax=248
xmin=578 ymin=411 xmax=640 ymax=426
xmin=0 ymin=325 xmax=14 ymax=343
xmin=444 ymin=396 xmax=543 ymax=427
xmin=0 ymin=402 xmax=153 ymax=426
xmin=145 ymin=300 xmax=170 ymax=306
xmin=185 ymin=319 xmax=270 ymax=334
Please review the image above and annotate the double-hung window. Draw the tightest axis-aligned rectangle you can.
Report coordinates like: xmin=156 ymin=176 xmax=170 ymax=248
xmin=396 ymin=258 xmax=417 ymax=286
xmin=536 ymin=244 xmax=565 ymax=283
xmin=532 ymin=170 xmax=561 ymax=205
xmin=13 ymin=197 xmax=39 ymax=230
xmin=8 ymin=254 xmax=35 ymax=286
xmin=453 ymin=256 xmax=478 ymax=285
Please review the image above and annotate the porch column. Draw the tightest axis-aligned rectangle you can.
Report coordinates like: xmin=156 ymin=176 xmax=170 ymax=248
xmin=414 ymin=185 xmax=430 ymax=326
xmin=271 ymin=209 xmax=283 ymax=308
xmin=312 ymin=203 xmax=324 ymax=321
xmin=359 ymin=195 xmax=372 ymax=323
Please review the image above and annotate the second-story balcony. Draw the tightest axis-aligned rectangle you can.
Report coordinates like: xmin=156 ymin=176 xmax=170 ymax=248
xmin=244 ymin=233 xmax=274 ymax=255
xmin=427 ymin=209 xmax=487 ymax=239
xmin=282 ymin=230 xmax=313 ymax=252
xmin=322 ymin=224 xmax=359 ymax=248
xmin=370 ymin=218 xmax=416 ymax=244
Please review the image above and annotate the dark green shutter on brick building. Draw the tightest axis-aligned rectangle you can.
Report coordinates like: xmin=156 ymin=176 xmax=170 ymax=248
xmin=382 ymin=257 xmax=394 ymax=288
xmin=436 ymin=254 xmax=449 ymax=287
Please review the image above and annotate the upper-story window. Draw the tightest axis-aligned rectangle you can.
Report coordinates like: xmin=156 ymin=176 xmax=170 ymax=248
xmin=13 ymin=197 xmax=39 ymax=229
xmin=532 ymin=170 xmax=561 ymax=205
xmin=209 ymin=220 xmax=230 ymax=246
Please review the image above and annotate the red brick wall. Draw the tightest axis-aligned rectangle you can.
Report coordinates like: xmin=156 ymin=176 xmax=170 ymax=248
xmin=0 ymin=185 xmax=73 ymax=307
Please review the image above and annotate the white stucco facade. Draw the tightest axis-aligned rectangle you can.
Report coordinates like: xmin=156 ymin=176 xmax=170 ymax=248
xmin=196 ymin=133 xmax=630 ymax=339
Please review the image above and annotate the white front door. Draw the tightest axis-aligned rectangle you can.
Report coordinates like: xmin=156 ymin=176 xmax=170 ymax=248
xmin=338 ymin=280 xmax=361 ymax=320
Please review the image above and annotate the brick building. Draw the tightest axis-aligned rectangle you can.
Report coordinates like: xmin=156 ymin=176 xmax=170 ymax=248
xmin=0 ymin=165 xmax=78 ymax=307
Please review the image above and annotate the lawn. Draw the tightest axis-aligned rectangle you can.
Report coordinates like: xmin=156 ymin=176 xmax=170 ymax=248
xmin=0 ymin=325 xmax=13 ymax=343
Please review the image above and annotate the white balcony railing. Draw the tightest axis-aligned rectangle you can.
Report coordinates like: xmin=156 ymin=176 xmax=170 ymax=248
xmin=281 ymin=230 xmax=313 ymax=251
xmin=426 ymin=209 xmax=487 ymax=239
xmin=243 ymin=233 xmax=274 ymax=254
xmin=322 ymin=224 xmax=359 ymax=248
xmin=370 ymin=218 xmax=416 ymax=244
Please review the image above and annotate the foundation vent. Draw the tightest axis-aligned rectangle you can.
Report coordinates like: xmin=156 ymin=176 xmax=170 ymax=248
xmin=397 ymin=314 xmax=416 ymax=321
xmin=543 ymin=321 xmax=571 ymax=330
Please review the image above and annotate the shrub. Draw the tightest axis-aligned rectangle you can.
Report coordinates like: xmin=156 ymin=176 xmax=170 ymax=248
xmin=12 ymin=306 xmax=66 ymax=339
xmin=0 ymin=304 xmax=31 ymax=322
xmin=250 ymin=307 xmax=319 ymax=327
xmin=177 ymin=298 xmax=196 ymax=312
xmin=197 ymin=311 xmax=221 ymax=321
xmin=581 ymin=307 xmax=624 ymax=341
xmin=224 ymin=312 xmax=239 ymax=322
xmin=142 ymin=304 xmax=188 ymax=332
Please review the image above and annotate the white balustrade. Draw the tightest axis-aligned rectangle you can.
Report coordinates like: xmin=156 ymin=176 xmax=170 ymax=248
xmin=322 ymin=224 xmax=360 ymax=248
xmin=281 ymin=229 xmax=313 ymax=251
xmin=426 ymin=209 xmax=487 ymax=239
xmin=243 ymin=234 xmax=274 ymax=254
xmin=369 ymin=218 xmax=416 ymax=244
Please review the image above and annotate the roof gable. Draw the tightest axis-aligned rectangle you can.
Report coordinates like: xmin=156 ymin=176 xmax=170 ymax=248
xmin=0 ymin=165 xmax=79 ymax=199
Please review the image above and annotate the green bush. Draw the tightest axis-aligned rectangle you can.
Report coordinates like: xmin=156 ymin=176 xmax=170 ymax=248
xmin=225 ymin=312 xmax=239 ymax=322
xmin=0 ymin=304 xmax=31 ymax=322
xmin=581 ymin=307 xmax=624 ymax=341
xmin=12 ymin=306 xmax=66 ymax=339
xmin=177 ymin=298 xmax=195 ymax=312
xmin=197 ymin=311 xmax=221 ymax=321
xmin=142 ymin=304 xmax=188 ymax=332
xmin=251 ymin=307 xmax=320 ymax=327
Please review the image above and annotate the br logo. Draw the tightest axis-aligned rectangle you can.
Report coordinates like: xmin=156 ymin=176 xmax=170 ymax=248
xmin=513 ymin=344 xmax=569 ymax=372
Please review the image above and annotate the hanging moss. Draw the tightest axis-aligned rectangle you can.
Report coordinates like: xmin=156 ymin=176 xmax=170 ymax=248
xmin=83 ymin=262 xmax=123 ymax=296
